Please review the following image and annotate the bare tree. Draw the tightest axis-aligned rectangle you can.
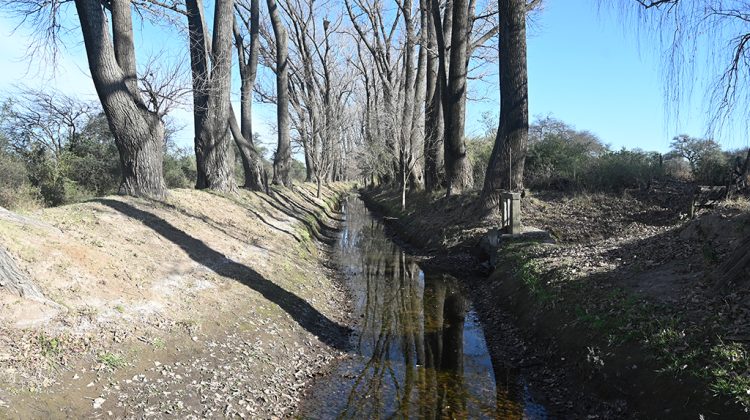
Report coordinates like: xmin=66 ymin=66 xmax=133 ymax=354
xmin=619 ymin=1 xmax=750 ymax=134
xmin=5 ymin=0 xmax=171 ymax=197
xmin=423 ymin=0 xmax=444 ymax=191
xmin=232 ymin=0 xmax=265 ymax=190
xmin=138 ymin=53 xmax=192 ymax=120
xmin=481 ymin=0 xmax=537 ymax=210
xmin=436 ymin=0 xmax=474 ymax=195
xmin=185 ymin=0 xmax=237 ymax=191
xmin=267 ymin=0 xmax=292 ymax=186
xmin=1 ymin=87 xmax=96 ymax=161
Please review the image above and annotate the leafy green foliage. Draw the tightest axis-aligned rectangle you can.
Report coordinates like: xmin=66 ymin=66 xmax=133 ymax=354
xmin=666 ymin=134 xmax=737 ymax=185
xmin=586 ymin=149 xmax=664 ymax=191
xmin=37 ymin=333 xmax=62 ymax=358
xmin=467 ymin=135 xmax=493 ymax=190
xmin=97 ymin=352 xmax=126 ymax=370
xmin=63 ymin=113 xmax=121 ymax=196
xmin=0 ymin=91 xmax=203 ymax=208
xmin=0 ymin=134 xmax=41 ymax=210
xmin=523 ymin=117 xmax=663 ymax=191
xmin=290 ymin=159 xmax=307 ymax=182
xmin=164 ymin=145 xmax=197 ymax=189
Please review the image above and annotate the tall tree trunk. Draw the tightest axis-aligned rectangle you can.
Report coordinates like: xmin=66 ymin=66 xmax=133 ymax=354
xmin=424 ymin=0 xmax=444 ymax=191
xmin=481 ymin=0 xmax=528 ymax=210
xmin=304 ymin=146 xmax=314 ymax=182
xmin=300 ymin=116 xmax=314 ymax=182
xmin=400 ymin=0 xmax=417 ymax=202
xmin=409 ymin=0 xmax=427 ymax=191
xmin=268 ymin=0 xmax=292 ymax=186
xmin=443 ymin=0 xmax=473 ymax=195
xmin=233 ymin=3 xmax=263 ymax=190
xmin=75 ymin=0 xmax=167 ymax=198
xmin=186 ymin=0 xmax=236 ymax=191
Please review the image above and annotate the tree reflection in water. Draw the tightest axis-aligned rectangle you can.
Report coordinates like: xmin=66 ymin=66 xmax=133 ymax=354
xmin=300 ymin=198 xmax=543 ymax=419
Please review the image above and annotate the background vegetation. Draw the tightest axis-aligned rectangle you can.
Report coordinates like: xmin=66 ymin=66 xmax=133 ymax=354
xmin=467 ymin=115 xmax=746 ymax=194
xmin=0 ymin=89 xmax=316 ymax=211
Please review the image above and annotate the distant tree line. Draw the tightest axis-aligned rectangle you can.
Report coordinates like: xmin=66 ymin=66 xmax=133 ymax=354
xmin=466 ymin=115 xmax=750 ymax=193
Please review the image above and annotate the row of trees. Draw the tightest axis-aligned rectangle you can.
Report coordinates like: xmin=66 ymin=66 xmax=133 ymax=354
xmin=4 ymin=0 xmax=538 ymax=211
xmin=7 ymin=1 xmax=745 ymax=212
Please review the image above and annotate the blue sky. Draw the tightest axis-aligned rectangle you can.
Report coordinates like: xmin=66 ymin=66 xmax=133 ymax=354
xmin=0 ymin=0 xmax=741 ymax=156
xmin=465 ymin=0 xmax=725 ymax=153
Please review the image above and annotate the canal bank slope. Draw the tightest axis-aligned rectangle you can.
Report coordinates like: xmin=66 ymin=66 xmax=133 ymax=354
xmin=361 ymin=186 xmax=750 ymax=419
xmin=0 ymin=183 xmax=352 ymax=418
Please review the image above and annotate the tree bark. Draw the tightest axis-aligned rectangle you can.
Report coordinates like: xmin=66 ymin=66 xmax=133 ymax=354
xmin=0 ymin=245 xmax=44 ymax=300
xmin=444 ymin=0 xmax=473 ymax=195
xmin=186 ymin=0 xmax=236 ymax=191
xmin=409 ymin=0 xmax=427 ymax=191
xmin=481 ymin=0 xmax=528 ymax=210
xmin=399 ymin=0 xmax=417 ymax=202
xmin=74 ymin=0 xmax=167 ymax=198
xmin=424 ymin=0 xmax=444 ymax=191
xmin=267 ymin=0 xmax=292 ymax=186
xmin=233 ymin=3 xmax=264 ymax=190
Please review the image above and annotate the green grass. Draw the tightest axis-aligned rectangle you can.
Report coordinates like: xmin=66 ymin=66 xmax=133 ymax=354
xmin=97 ymin=352 xmax=126 ymax=370
xmin=709 ymin=342 xmax=750 ymax=408
xmin=151 ymin=337 xmax=166 ymax=350
xmin=37 ymin=333 xmax=61 ymax=358
xmin=502 ymin=243 xmax=750 ymax=412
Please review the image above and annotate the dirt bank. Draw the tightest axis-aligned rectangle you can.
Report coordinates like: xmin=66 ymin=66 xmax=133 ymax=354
xmin=0 ymin=183 xmax=352 ymax=419
xmin=361 ymin=186 xmax=750 ymax=419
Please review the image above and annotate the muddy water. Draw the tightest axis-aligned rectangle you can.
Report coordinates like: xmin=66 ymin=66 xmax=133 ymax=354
xmin=299 ymin=197 xmax=546 ymax=419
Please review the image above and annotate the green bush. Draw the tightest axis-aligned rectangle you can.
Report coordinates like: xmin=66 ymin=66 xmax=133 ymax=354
xmin=694 ymin=150 xmax=731 ymax=185
xmin=290 ymin=159 xmax=307 ymax=182
xmin=522 ymin=116 xmax=608 ymax=191
xmin=467 ymin=135 xmax=494 ymax=190
xmin=164 ymin=147 xmax=197 ymax=189
xmin=0 ymin=152 xmax=42 ymax=210
xmin=525 ymin=136 xmax=596 ymax=190
xmin=23 ymin=148 xmax=65 ymax=206
xmin=63 ymin=122 xmax=121 ymax=196
xmin=584 ymin=149 xmax=664 ymax=191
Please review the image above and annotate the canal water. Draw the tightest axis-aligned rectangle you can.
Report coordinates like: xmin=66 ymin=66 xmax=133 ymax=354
xmin=299 ymin=197 xmax=546 ymax=419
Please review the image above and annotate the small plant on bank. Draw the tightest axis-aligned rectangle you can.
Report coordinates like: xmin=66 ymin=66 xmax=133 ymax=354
xmin=151 ymin=337 xmax=166 ymax=350
xmin=38 ymin=333 xmax=61 ymax=358
xmin=710 ymin=342 xmax=750 ymax=410
xmin=97 ymin=352 xmax=126 ymax=370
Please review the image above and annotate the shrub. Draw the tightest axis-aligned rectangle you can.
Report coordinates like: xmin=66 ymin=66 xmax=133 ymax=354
xmin=164 ymin=147 xmax=197 ymax=189
xmin=467 ymin=135 xmax=494 ymax=190
xmin=63 ymin=125 xmax=121 ymax=196
xmin=0 ymin=152 xmax=42 ymax=210
xmin=584 ymin=149 xmax=663 ymax=191
xmin=523 ymin=116 xmax=608 ymax=191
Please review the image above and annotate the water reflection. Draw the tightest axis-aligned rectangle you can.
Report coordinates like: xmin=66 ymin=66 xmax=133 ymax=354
xmin=300 ymin=197 xmax=545 ymax=419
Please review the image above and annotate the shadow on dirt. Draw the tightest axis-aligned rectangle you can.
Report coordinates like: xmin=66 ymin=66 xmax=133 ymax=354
xmin=98 ymin=199 xmax=350 ymax=351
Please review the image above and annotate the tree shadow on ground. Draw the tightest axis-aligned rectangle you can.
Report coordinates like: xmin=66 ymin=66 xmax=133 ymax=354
xmin=97 ymin=199 xmax=350 ymax=351
xmin=255 ymin=191 xmax=339 ymax=245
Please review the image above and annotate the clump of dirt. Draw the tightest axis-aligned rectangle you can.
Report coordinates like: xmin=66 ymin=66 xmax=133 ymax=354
xmin=0 ymin=183 xmax=352 ymax=418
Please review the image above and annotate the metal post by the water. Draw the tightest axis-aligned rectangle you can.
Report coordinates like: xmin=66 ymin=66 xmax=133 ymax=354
xmin=500 ymin=192 xmax=522 ymax=235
